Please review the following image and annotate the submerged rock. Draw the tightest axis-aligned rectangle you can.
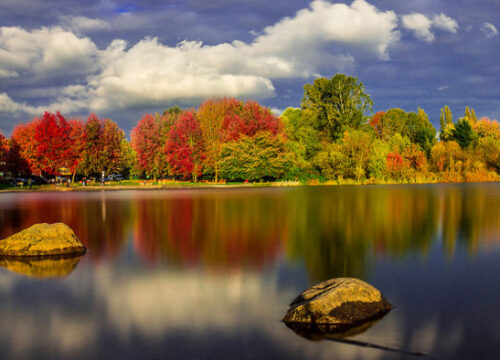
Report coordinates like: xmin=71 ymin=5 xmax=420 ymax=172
xmin=0 ymin=223 xmax=87 ymax=257
xmin=0 ymin=254 xmax=84 ymax=278
xmin=283 ymin=278 xmax=392 ymax=335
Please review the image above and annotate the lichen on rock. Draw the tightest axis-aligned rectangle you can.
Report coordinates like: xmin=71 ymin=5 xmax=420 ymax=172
xmin=0 ymin=223 xmax=87 ymax=257
xmin=283 ymin=278 xmax=392 ymax=336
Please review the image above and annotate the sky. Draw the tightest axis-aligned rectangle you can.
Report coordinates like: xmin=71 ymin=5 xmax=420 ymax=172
xmin=0 ymin=0 xmax=499 ymax=135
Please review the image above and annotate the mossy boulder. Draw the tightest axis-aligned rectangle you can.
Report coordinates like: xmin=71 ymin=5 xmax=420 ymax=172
xmin=0 ymin=223 xmax=86 ymax=257
xmin=283 ymin=278 xmax=392 ymax=335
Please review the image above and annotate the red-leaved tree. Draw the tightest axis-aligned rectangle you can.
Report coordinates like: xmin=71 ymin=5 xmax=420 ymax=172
xmin=11 ymin=120 xmax=43 ymax=175
xmin=222 ymin=100 xmax=282 ymax=142
xmin=166 ymin=111 xmax=205 ymax=181
xmin=34 ymin=112 xmax=83 ymax=179
xmin=131 ymin=113 xmax=174 ymax=179
xmin=0 ymin=132 xmax=8 ymax=176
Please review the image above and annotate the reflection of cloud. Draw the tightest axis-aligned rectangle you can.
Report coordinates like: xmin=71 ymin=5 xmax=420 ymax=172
xmin=0 ymin=273 xmax=14 ymax=294
xmin=94 ymin=268 xmax=291 ymax=337
xmin=47 ymin=315 xmax=98 ymax=354
xmin=0 ymin=265 xmax=406 ymax=359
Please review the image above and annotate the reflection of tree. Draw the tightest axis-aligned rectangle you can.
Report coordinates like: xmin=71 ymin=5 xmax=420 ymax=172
xmin=285 ymin=186 xmax=439 ymax=282
xmin=133 ymin=191 xmax=285 ymax=269
xmin=0 ymin=184 xmax=498 ymax=278
xmin=441 ymin=184 xmax=500 ymax=255
xmin=0 ymin=194 xmax=132 ymax=261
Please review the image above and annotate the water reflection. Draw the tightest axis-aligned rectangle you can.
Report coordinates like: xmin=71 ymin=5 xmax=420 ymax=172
xmin=0 ymin=184 xmax=499 ymax=280
xmin=0 ymin=184 xmax=499 ymax=359
xmin=0 ymin=255 xmax=84 ymax=278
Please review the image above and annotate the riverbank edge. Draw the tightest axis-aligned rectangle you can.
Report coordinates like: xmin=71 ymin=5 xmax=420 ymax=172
xmin=1 ymin=179 xmax=499 ymax=193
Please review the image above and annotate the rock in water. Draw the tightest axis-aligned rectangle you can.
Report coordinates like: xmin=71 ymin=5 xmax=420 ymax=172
xmin=283 ymin=278 xmax=392 ymax=335
xmin=0 ymin=223 xmax=87 ymax=256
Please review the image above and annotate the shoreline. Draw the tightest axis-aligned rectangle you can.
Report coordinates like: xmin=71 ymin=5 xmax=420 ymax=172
xmin=1 ymin=179 xmax=498 ymax=193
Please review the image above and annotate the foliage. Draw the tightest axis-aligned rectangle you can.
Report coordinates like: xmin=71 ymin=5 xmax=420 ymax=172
xmin=197 ymin=98 xmax=233 ymax=181
xmin=314 ymin=130 xmax=373 ymax=181
xmin=131 ymin=113 xmax=173 ymax=179
xmin=302 ymin=74 xmax=373 ymax=141
xmin=12 ymin=120 xmax=43 ymax=175
xmin=34 ymin=112 xmax=82 ymax=176
xmin=281 ymin=107 xmax=322 ymax=179
xmin=2 ymin=74 xmax=499 ymax=185
xmin=166 ymin=111 xmax=205 ymax=181
xmin=79 ymin=114 xmax=126 ymax=176
xmin=453 ymin=118 xmax=476 ymax=148
xmin=222 ymin=99 xmax=282 ymax=141
xmin=0 ymin=133 xmax=8 ymax=176
xmin=219 ymin=132 xmax=291 ymax=181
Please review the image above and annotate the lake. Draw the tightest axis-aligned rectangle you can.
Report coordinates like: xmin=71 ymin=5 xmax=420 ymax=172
xmin=0 ymin=183 xmax=499 ymax=359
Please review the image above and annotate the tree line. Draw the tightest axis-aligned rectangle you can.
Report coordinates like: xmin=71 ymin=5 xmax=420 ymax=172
xmin=1 ymin=73 xmax=499 ymax=183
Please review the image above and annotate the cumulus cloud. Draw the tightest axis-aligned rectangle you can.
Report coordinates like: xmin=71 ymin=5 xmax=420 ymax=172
xmin=0 ymin=26 xmax=99 ymax=77
xmin=432 ymin=14 xmax=459 ymax=34
xmin=0 ymin=92 xmax=86 ymax=115
xmin=0 ymin=0 xmax=401 ymax=115
xmin=402 ymin=12 xmax=458 ymax=42
xmin=60 ymin=16 xmax=111 ymax=33
xmin=0 ymin=69 xmax=18 ymax=78
xmin=87 ymin=0 xmax=400 ymax=111
xmin=481 ymin=22 xmax=498 ymax=38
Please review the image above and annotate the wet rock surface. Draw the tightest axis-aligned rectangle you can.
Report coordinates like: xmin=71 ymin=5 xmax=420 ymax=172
xmin=0 ymin=223 xmax=87 ymax=256
xmin=283 ymin=278 xmax=392 ymax=335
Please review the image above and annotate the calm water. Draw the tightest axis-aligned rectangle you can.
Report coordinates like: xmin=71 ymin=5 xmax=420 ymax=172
xmin=0 ymin=184 xmax=499 ymax=359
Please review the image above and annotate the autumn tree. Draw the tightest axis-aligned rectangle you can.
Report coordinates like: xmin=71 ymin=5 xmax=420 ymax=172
xmin=5 ymin=138 xmax=30 ymax=176
xmin=34 ymin=112 xmax=83 ymax=180
xmin=131 ymin=113 xmax=174 ymax=179
xmin=197 ymin=98 xmax=234 ymax=182
xmin=222 ymin=100 xmax=282 ymax=142
xmin=219 ymin=132 xmax=291 ymax=181
xmin=439 ymin=105 xmax=454 ymax=141
xmin=120 ymin=138 xmax=139 ymax=178
xmin=11 ymin=120 xmax=42 ymax=175
xmin=79 ymin=114 xmax=126 ymax=176
xmin=301 ymin=74 xmax=373 ymax=141
xmin=314 ymin=130 xmax=373 ymax=181
xmin=369 ymin=111 xmax=386 ymax=139
xmin=0 ymin=133 xmax=8 ymax=176
xmin=166 ymin=111 xmax=205 ymax=181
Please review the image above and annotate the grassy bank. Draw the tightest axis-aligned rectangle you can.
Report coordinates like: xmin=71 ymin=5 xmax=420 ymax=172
xmin=1 ymin=176 xmax=498 ymax=193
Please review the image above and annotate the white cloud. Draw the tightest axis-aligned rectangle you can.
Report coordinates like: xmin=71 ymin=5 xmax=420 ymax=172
xmin=432 ymin=13 xmax=459 ymax=34
xmin=481 ymin=22 xmax=498 ymax=39
xmin=0 ymin=0 xmax=401 ymax=114
xmin=0 ymin=26 xmax=99 ymax=76
xmin=88 ymin=0 xmax=399 ymax=111
xmin=0 ymin=69 xmax=18 ymax=78
xmin=0 ymin=92 xmax=86 ymax=115
xmin=61 ymin=16 xmax=111 ymax=33
xmin=402 ymin=13 xmax=435 ymax=42
xmin=402 ymin=12 xmax=458 ymax=42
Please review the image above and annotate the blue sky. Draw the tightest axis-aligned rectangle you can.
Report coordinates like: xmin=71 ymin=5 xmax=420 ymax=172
xmin=0 ymin=0 xmax=499 ymax=135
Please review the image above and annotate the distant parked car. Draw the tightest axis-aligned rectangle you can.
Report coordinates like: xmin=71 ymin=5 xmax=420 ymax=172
xmin=14 ymin=178 xmax=29 ymax=186
xmin=106 ymin=174 xmax=125 ymax=181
